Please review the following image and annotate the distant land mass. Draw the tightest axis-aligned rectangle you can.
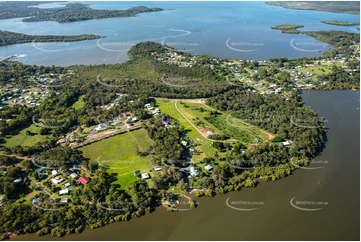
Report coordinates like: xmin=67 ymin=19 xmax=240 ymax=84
xmin=321 ymin=20 xmax=360 ymax=26
xmin=0 ymin=2 xmax=164 ymax=23
xmin=266 ymin=1 xmax=360 ymax=14
xmin=0 ymin=30 xmax=100 ymax=47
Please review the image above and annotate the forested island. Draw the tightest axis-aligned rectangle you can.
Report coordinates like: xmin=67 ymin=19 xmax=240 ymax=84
xmin=271 ymin=24 xmax=304 ymax=34
xmin=266 ymin=1 xmax=360 ymax=14
xmin=321 ymin=20 xmax=360 ymax=26
xmin=0 ymin=25 xmax=359 ymax=240
xmin=0 ymin=2 xmax=163 ymax=23
xmin=0 ymin=30 xmax=100 ymax=47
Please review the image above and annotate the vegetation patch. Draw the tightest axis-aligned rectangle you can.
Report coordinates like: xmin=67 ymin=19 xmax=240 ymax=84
xmin=321 ymin=20 xmax=360 ymax=26
xmin=271 ymin=24 xmax=304 ymax=34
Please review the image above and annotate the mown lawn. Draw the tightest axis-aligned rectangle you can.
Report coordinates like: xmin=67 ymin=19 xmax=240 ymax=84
xmin=79 ymin=128 xmax=154 ymax=189
xmin=4 ymin=124 xmax=47 ymax=148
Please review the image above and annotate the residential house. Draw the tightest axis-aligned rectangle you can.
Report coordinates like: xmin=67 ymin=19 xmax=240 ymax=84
xmin=190 ymin=166 xmax=199 ymax=177
xmin=95 ymin=123 xmax=107 ymax=131
xmin=35 ymin=167 xmax=46 ymax=174
xmin=59 ymin=198 xmax=68 ymax=204
xmin=69 ymin=173 xmax=78 ymax=179
xmin=51 ymin=177 xmax=64 ymax=185
xmin=59 ymin=189 xmax=69 ymax=195
xmin=77 ymin=176 xmax=90 ymax=185
xmin=281 ymin=141 xmax=291 ymax=146
xmin=205 ymin=164 xmax=213 ymax=171
xmin=141 ymin=173 xmax=150 ymax=179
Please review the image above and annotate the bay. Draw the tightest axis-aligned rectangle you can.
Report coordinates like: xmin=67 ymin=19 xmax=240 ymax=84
xmin=0 ymin=1 xmax=359 ymax=66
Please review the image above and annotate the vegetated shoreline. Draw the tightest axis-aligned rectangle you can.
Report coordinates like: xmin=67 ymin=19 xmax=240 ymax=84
xmin=320 ymin=20 xmax=360 ymax=26
xmin=266 ymin=1 xmax=360 ymax=15
xmin=271 ymin=24 xmax=304 ymax=34
xmin=0 ymin=30 xmax=100 ymax=47
xmin=0 ymin=2 xmax=164 ymax=23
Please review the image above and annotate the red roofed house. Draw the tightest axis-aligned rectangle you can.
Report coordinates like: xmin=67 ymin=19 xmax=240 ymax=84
xmin=77 ymin=176 xmax=90 ymax=185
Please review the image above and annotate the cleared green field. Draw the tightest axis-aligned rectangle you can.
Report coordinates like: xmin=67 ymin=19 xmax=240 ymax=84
xmin=156 ymin=99 xmax=216 ymax=160
xmin=156 ymin=99 xmax=273 ymax=156
xmin=176 ymin=102 xmax=270 ymax=143
xmin=296 ymin=66 xmax=332 ymax=75
xmin=79 ymin=128 xmax=154 ymax=189
xmin=4 ymin=124 xmax=47 ymax=147
xmin=72 ymin=95 xmax=86 ymax=110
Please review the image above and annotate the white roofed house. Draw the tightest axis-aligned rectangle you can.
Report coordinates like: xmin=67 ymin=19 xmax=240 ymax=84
xmin=190 ymin=166 xmax=199 ymax=177
xmin=51 ymin=170 xmax=58 ymax=176
xmin=59 ymin=189 xmax=69 ymax=195
xmin=51 ymin=176 xmax=64 ymax=185
xmin=153 ymin=167 xmax=162 ymax=172
xmin=205 ymin=164 xmax=213 ymax=171
xmin=95 ymin=123 xmax=107 ymax=131
xmin=281 ymin=141 xmax=291 ymax=146
xmin=141 ymin=173 xmax=150 ymax=179
xmin=69 ymin=173 xmax=78 ymax=179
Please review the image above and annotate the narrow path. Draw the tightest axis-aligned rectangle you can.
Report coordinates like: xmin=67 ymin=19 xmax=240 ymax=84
xmin=127 ymin=127 xmax=144 ymax=152
xmin=174 ymin=100 xmax=236 ymax=143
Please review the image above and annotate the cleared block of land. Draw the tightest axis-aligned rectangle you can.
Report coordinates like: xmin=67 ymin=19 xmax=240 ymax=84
xmin=79 ymin=128 xmax=153 ymax=189
xmin=4 ymin=124 xmax=47 ymax=147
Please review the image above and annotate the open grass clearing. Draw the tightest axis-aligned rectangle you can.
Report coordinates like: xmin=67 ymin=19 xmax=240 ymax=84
xmin=79 ymin=128 xmax=154 ymax=189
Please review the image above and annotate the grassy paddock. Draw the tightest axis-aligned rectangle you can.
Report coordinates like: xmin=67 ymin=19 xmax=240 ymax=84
xmin=156 ymin=99 xmax=216 ymax=160
xmin=79 ymin=128 xmax=153 ymax=189
xmin=4 ymin=124 xmax=47 ymax=147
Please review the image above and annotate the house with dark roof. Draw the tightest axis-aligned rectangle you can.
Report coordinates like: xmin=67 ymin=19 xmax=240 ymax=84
xmin=77 ymin=176 xmax=90 ymax=185
xmin=35 ymin=167 xmax=45 ymax=173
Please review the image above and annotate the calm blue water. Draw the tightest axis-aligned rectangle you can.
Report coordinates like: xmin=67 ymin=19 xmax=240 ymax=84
xmin=0 ymin=1 xmax=359 ymax=66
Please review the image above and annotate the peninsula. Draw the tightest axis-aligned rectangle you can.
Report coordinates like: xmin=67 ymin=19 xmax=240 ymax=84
xmin=0 ymin=30 xmax=100 ymax=47
xmin=0 ymin=2 xmax=164 ymax=23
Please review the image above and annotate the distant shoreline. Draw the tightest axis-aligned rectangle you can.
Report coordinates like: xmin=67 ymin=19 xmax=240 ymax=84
xmin=266 ymin=1 xmax=360 ymax=15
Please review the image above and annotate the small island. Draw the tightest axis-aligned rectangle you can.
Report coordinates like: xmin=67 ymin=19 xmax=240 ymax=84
xmin=0 ymin=30 xmax=100 ymax=47
xmin=321 ymin=20 xmax=360 ymax=26
xmin=271 ymin=24 xmax=304 ymax=34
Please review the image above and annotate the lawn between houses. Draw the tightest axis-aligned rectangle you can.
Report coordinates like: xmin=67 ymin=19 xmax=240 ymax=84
xmin=79 ymin=128 xmax=154 ymax=189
